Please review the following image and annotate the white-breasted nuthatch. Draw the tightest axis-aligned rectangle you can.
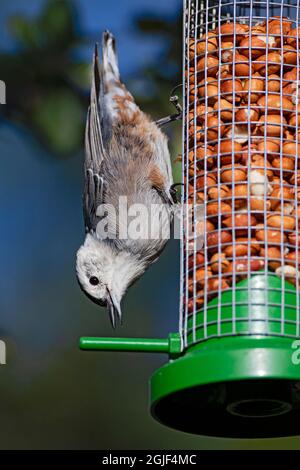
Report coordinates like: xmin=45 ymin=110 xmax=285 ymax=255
xmin=76 ymin=31 xmax=175 ymax=328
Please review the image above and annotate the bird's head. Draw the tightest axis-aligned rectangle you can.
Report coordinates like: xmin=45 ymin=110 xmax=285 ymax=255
xmin=76 ymin=234 xmax=144 ymax=328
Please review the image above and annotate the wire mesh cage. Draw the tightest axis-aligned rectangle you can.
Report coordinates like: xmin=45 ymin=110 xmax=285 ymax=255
xmin=181 ymin=0 xmax=300 ymax=348
xmin=150 ymin=0 xmax=300 ymax=438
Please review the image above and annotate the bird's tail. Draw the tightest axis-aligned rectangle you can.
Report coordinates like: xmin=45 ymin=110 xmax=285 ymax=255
xmin=102 ymin=30 xmax=120 ymax=84
xmin=101 ymin=30 xmax=139 ymax=123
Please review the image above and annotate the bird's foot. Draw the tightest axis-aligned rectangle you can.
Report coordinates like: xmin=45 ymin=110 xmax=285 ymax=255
xmin=169 ymin=183 xmax=184 ymax=204
xmin=155 ymin=84 xmax=182 ymax=127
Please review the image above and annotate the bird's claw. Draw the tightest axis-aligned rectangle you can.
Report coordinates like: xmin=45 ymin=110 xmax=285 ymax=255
xmin=169 ymin=183 xmax=184 ymax=204
xmin=170 ymin=93 xmax=182 ymax=116
xmin=155 ymin=84 xmax=183 ymax=127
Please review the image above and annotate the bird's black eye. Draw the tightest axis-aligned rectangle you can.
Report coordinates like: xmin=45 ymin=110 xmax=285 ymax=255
xmin=89 ymin=276 xmax=99 ymax=286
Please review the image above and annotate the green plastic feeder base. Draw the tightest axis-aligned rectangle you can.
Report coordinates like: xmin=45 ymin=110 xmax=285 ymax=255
xmin=151 ymin=274 xmax=300 ymax=439
xmin=150 ymin=335 xmax=300 ymax=438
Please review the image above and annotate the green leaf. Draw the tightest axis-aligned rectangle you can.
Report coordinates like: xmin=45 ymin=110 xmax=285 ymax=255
xmin=31 ymin=89 xmax=84 ymax=156
xmin=67 ymin=62 xmax=90 ymax=89
xmin=9 ymin=15 xmax=40 ymax=49
xmin=38 ymin=0 xmax=77 ymax=48
xmin=135 ymin=17 xmax=171 ymax=34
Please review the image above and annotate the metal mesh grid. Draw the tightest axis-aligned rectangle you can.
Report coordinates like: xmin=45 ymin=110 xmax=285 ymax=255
xmin=181 ymin=0 xmax=300 ymax=349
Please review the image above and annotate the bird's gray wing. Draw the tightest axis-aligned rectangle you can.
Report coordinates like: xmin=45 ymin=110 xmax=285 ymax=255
xmin=84 ymin=44 xmax=108 ymax=233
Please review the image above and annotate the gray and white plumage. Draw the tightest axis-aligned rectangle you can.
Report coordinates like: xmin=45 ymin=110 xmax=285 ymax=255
xmin=76 ymin=31 xmax=174 ymax=327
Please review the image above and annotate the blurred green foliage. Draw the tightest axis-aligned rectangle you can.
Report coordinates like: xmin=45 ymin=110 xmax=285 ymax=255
xmin=0 ymin=0 xmax=183 ymax=161
xmin=0 ymin=0 xmax=89 ymax=156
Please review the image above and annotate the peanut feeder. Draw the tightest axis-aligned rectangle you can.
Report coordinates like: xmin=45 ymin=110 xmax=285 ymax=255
xmin=79 ymin=0 xmax=300 ymax=440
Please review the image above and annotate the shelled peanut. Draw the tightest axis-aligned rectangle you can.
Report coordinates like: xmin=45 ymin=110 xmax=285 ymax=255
xmin=186 ymin=17 xmax=300 ymax=312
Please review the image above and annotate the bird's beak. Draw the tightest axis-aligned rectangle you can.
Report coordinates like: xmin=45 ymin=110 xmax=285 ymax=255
xmin=106 ymin=289 xmax=122 ymax=329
